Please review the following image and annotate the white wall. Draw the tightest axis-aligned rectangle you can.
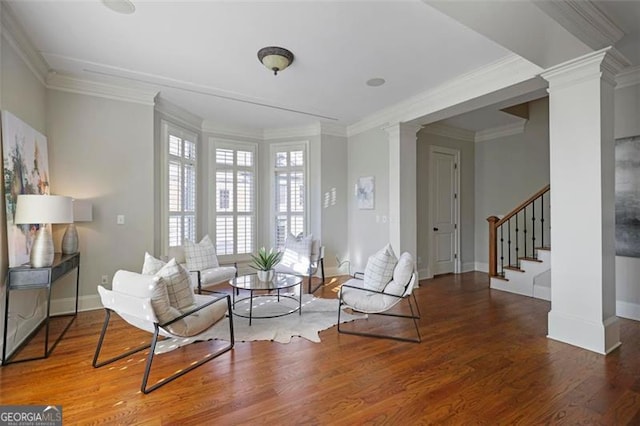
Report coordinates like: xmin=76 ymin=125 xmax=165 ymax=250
xmin=348 ymin=127 xmax=390 ymax=272
xmin=0 ymin=27 xmax=49 ymax=360
xmin=474 ymin=98 xmax=550 ymax=268
xmin=614 ymin=82 xmax=640 ymax=320
xmin=416 ymin=129 xmax=476 ymax=276
xmin=320 ymin=134 xmax=348 ymax=275
xmin=47 ymin=90 xmax=155 ymax=308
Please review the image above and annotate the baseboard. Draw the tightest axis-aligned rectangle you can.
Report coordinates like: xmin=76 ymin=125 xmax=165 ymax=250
xmin=475 ymin=262 xmax=489 ymax=273
xmin=417 ymin=268 xmax=429 ymax=281
xmin=616 ymin=300 xmax=640 ymax=321
xmin=50 ymin=294 xmax=102 ymax=315
xmin=462 ymin=262 xmax=476 ymax=273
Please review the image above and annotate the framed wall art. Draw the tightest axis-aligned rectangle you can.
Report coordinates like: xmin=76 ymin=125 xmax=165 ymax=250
xmin=356 ymin=176 xmax=374 ymax=210
xmin=615 ymin=135 xmax=640 ymax=257
xmin=2 ymin=110 xmax=50 ymax=267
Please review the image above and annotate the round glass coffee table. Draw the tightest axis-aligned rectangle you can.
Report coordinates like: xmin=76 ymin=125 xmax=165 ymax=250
xmin=229 ymin=273 xmax=303 ymax=325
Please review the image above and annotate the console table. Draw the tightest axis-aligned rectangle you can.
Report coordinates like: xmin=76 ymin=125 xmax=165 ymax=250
xmin=2 ymin=252 xmax=80 ymax=364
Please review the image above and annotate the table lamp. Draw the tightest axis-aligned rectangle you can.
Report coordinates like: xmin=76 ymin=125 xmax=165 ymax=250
xmin=14 ymin=194 xmax=73 ymax=267
xmin=62 ymin=199 xmax=93 ymax=254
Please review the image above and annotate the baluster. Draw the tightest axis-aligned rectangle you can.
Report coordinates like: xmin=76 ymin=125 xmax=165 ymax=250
xmin=500 ymin=225 xmax=504 ymax=276
xmin=523 ymin=207 xmax=528 ymax=259
xmin=541 ymin=193 xmax=545 ymax=248
xmin=515 ymin=214 xmax=519 ymax=266
xmin=507 ymin=219 xmax=512 ymax=268
xmin=531 ymin=198 xmax=536 ymax=253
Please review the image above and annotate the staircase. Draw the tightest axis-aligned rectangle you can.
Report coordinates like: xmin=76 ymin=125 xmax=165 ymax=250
xmin=490 ymin=247 xmax=551 ymax=300
xmin=487 ymin=185 xmax=551 ymax=301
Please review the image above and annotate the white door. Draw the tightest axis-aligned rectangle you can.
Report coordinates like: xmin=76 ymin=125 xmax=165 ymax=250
xmin=430 ymin=147 xmax=460 ymax=275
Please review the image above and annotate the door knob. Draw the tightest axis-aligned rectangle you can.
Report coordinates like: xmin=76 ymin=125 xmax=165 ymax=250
xmin=433 ymin=227 xmax=439 ymax=231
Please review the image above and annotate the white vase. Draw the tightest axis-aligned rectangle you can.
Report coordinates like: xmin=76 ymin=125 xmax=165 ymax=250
xmin=30 ymin=226 xmax=55 ymax=267
xmin=257 ymin=269 xmax=274 ymax=282
xmin=62 ymin=223 xmax=79 ymax=254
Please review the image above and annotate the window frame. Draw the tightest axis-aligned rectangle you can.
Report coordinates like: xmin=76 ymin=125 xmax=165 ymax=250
xmin=159 ymin=120 xmax=199 ymax=253
xmin=210 ymin=138 xmax=258 ymax=261
xmin=270 ymin=141 xmax=309 ymax=250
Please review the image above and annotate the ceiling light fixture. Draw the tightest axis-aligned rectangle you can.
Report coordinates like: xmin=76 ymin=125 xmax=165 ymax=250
xmin=366 ymin=78 xmax=386 ymax=87
xmin=102 ymin=0 xmax=136 ymax=14
xmin=257 ymin=46 xmax=294 ymax=76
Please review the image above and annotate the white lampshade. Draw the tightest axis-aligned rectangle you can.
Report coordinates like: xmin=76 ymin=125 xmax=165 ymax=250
xmin=14 ymin=194 xmax=73 ymax=225
xmin=72 ymin=199 xmax=93 ymax=222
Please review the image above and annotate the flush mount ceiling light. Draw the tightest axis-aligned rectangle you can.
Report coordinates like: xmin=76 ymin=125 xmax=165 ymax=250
xmin=102 ymin=0 xmax=135 ymax=14
xmin=257 ymin=46 xmax=294 ymax=76
xmin=366 ymin=78 xmax=386 ymax=87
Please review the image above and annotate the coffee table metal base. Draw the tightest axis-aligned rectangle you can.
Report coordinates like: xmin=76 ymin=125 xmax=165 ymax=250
xmin=232 ymin=290 xmax=302 ymax=325
xmin=229 ymin=273 xmax=304 ymax=326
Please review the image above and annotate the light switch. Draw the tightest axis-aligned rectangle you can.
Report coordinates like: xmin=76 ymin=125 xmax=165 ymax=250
xmin=117 ymin=215 xmax=125 ymax=225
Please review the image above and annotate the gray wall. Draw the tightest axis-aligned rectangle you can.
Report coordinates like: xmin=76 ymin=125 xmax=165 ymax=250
xmin=474 ymin=97 xmax=550 ymax=268
xmin=320 ymin=134 xmax=348 ymax=274
xmin=347 ymin=127 xmax=390 ymax=272
xmin=416 ymin=129 xmax=476 ymax=276
xmin=47 ymin=90 xmax=155 ymax=301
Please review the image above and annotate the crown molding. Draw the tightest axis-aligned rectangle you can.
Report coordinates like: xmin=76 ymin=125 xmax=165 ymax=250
xmin=1 ymin=4 xmax=49 ymax=85
xmin=541 ymin=47 xmax=631 ymax=90
xmin=616 ymin=65 xmax=640 ymax=89
xmin=347 ymin=54 xmax=542 ymax=137
xmin=154 ymin=97 xmax=203 ymax=131
xmin=474 ymin=119 xmax=527 ymax=143
xmin=534 ymin=0 xmax=625 ymax=50
xmin=263 ymin=122 xmax=347 ymax=140
xmin=201 ymin=122 xmax=263 ymax=141
xmin=420 ymin=123 xmax=475 ymax=142
xmin=46 ymin=73 xmax=157 ymax=105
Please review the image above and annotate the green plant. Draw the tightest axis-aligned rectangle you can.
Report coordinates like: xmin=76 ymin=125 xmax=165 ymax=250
xmin=249 ymin=247 xmax=283 ymax=271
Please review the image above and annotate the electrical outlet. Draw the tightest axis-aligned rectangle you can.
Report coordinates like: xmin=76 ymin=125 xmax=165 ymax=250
xmin=101 ymin=275 xmax=108 ymax=285
xmin=116 ymin=215 xmax=125 ymax=225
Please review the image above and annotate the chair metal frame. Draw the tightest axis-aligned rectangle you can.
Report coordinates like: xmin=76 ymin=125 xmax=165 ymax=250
xmin=93 ymin=292 xmax=234 ymax=394
xmin=337 ymin=273 xmax=421 ymax=343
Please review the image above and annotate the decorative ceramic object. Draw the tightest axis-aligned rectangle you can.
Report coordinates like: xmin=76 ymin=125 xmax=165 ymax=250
xmin=62 ymin=223 xmax=79 ymax=254
xmin=31 ymin=227 xmax=54 ymax=267
xmin=257 ymin=269 xmax=275 ymax=282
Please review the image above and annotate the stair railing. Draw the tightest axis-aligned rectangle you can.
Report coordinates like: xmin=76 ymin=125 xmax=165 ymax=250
xmin=487 ymin=184 xmax=550 ymax=277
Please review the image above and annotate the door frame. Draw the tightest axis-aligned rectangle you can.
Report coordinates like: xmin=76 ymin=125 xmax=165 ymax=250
xmin=428 ymin=145 xmax=461 ymax=277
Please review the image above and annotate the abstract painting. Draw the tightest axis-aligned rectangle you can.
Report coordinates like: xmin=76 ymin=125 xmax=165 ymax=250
xmin=615 ymin=136 xmax=640 ymax=257
xmin=356 ymin=176 xmax=374 ymax=210
xmin=2 ymin=110 xmax=50 ymax=267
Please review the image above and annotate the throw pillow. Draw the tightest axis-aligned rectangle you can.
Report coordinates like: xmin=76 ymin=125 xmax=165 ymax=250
xmin=280 ymin=233 xmax=313 ymax=270
xmin=155 ymin=258 xmax=195 ymax=311
xmin=111 ymin=270 xmax=180 ymax=325
xmin=363 ymin=244 xmax=398 ymax=292
xmin=184 ymin=235 xmax=219 ymax=271
xmin=142 ymin=252 xmax=166 ymax=275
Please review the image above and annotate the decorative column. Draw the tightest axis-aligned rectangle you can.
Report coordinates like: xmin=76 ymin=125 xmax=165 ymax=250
xmin=385 ymin=123 xmax=420 ymax=257
xmin=541 ymin=47 xmax=629 ymax=354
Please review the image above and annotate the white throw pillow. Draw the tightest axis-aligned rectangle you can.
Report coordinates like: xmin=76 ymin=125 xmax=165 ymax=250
xmin=184 ymin=235 xmax=219 ymax=271
xmin=112 ymin=270 xmax=180 ymax=325
xmin=393 ymin=252 xmax=414 ymax=288
xmin=156 ymin=258 xmax=195 ymax=311
xmin=363 ymin=244 xmax=398 ymax=292
xmin=142 ymin=252 xmax=166 ymax=275
xmin=279 ymin=233 xmax=313 ymax=272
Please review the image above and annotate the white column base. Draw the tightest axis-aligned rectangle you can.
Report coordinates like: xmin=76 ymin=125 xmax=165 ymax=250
xmin=548 ymin=310 xmax=621 ymax=354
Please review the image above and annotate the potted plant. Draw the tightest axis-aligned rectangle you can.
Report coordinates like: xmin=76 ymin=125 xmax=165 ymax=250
xmin=250 ymin=247 xmax=283 ymax=281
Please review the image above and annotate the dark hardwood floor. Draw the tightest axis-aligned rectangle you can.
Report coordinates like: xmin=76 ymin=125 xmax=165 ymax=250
xmin=2 ymin=271 xmax=640 ymax=424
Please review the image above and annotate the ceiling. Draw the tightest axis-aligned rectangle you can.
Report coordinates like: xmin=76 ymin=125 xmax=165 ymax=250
xmin=4 ymin=1 xmax=640 ymax=134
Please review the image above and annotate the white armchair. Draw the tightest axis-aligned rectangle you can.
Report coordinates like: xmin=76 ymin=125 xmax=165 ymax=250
xmin=168 ymin=235 xmax=237 ymax=294
xmin=338 ymin=249 xmax=421 ymax=343
xmin=93 ymin=270 xmax=234 ymax=393
xmin=274 ymin=234 xmax=325 ymax=293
